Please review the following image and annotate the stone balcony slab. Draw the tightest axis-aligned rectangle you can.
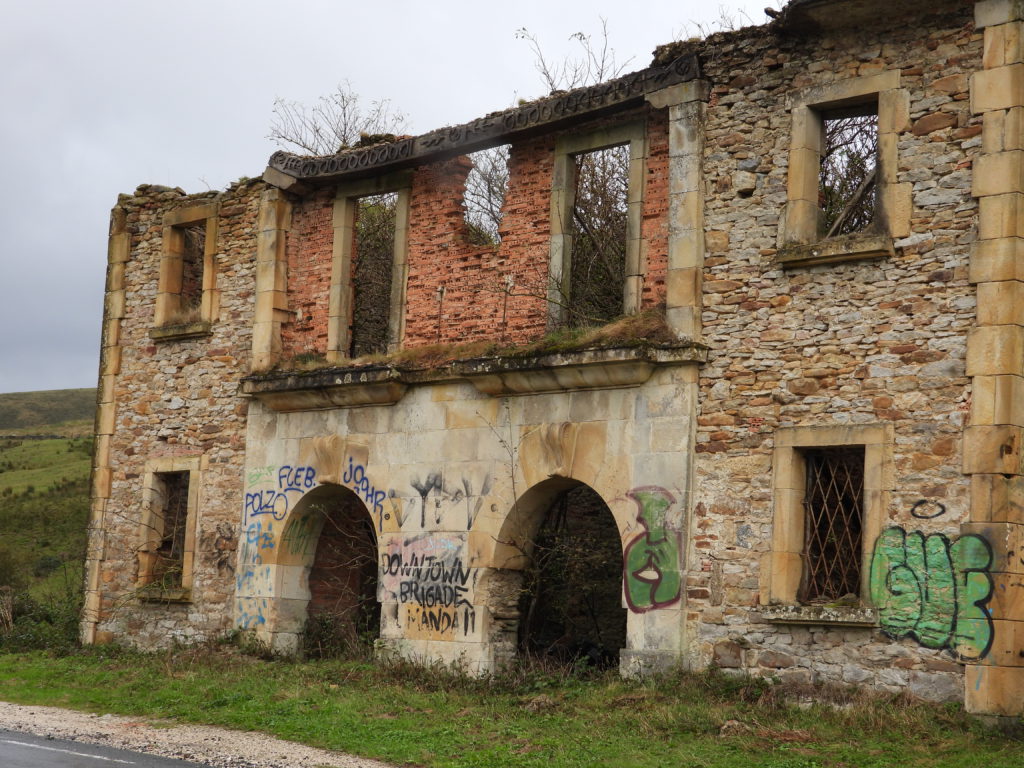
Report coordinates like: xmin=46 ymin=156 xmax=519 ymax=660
xmin=240 ymin=344 xmax=707 ymax=412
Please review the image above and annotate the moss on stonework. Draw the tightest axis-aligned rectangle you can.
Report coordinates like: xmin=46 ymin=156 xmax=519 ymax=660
xmin=279 ymin=307 xmax=685 ymax=374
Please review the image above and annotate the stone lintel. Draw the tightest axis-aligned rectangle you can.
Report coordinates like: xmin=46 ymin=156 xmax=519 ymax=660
xmin=265 ymin=54 xmax=699 ymax=186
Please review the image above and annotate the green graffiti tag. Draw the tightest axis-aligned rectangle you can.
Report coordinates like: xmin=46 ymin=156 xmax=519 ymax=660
xmin=623 ymin=486 xmax=681 ymax=613
xmin=869 ymin=526 xmax=993 ymax=660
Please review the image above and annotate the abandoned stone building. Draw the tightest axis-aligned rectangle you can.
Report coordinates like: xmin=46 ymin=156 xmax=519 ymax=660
xmin=83 ymin=0 xmax=1024 ymax=717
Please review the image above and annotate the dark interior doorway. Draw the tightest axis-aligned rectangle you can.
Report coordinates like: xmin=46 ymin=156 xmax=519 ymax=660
xmin=303 ymin=490 xmax=380 ymax=657
xmin=517 ymin=483 xmax=626 ymax=668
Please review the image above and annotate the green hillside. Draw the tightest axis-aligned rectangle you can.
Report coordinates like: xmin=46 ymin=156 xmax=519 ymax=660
xmin=0 ymin=389 xmax=94 ymax=648
xmin=0 ymin=436 xmax=92 ymax=594
xmin=0 ymin=388 xmax=96 ymax=435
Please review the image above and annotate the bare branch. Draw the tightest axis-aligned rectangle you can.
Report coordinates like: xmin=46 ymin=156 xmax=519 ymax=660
xmin=268 ymin=80 xmax=406 ymax=156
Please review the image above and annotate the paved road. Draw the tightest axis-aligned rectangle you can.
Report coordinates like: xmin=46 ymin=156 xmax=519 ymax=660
xmin=0 ymin=730 xmax=211 ymax=768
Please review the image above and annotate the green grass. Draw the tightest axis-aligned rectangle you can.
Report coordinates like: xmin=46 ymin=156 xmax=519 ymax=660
xmin=0 ymin=647 xmax=1020 ymax=768
xmin=0 ymin=388 xmax=95 ymax=432
xmin=0 ymin=437 xmax=91 ymax=594
xmin=0 ymin=437 xmax=92 ymax=495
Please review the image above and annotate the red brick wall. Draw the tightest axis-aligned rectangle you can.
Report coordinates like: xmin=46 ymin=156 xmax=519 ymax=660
xmin=281 ymin=187 xmax=334 ymax=359
xmin=403 ymin=145 xmax=553 ymax=348
xmin=280 ymin=105 xmax=670 ymax=358
xmin=641 ymin=109 xmax=669 ymax=308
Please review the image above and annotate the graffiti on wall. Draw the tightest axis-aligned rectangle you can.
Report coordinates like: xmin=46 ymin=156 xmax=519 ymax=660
xmin=379 ymin=533 xmax=476 ymax=637
xmin=244 ymin=465 xmax=318 ymax=521
xmin=410 ymin=471 xmax=492 ymax=530
xmin=623 ymin=486 xmax=682 ymax=613
xmin=235 ymin=518 xmax=277 ymax=628
xmin=343 ymin=456 xmax=388 ymax=527
xmin=869 ymin=522 xmax=994 ymax=660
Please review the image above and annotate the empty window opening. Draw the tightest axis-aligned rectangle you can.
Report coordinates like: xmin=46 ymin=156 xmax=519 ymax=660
xmin=518 ymin=484 xmax=626 ymax=669
xmin=800 ymin=446 xmax=865 ymax=603
xmin=303 ymin=493 xmax=380 ymax=658
xmin=567 ymin=144 xmax=629 ymax=328
xmin=820 ymin=108 xmax=877 ymax=238
xmin=178 ymin=224 xmax=205 ymax=321
xmin=464 ymin=145 xmax=509 ymax=246
xmin=152 ymin=471 xmax=189 ymax=589
xmin=350 ymin=192 xmax=397 ymax=357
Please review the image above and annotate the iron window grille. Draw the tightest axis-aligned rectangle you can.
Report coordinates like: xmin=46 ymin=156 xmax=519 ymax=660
xmin=799 ymin=446 xmax=865 ymax=603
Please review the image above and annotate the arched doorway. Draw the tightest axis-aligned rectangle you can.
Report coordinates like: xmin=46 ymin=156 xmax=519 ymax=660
xmin=276 ymin=484 xmax=379 ymax=657
xmin=496 ymin=478 xmax=627 ymax=668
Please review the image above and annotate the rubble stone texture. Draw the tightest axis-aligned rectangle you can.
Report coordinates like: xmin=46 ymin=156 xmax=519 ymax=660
xmin=83 ymin=0 xmax=1024 ymax=716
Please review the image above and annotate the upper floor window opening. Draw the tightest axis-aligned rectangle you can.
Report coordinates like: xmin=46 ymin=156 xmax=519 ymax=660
xmin=549 ymin=120 xmax=647 ymax=330
xmin=350 ymin=191 xmax=398 ymax=357
xmin=464 ymin=145 xmax=510 ymax=247
xmin=327 ymin=172 xmax=412 ymax=363
xmin=820 ymin=107 xmax=878 ymax=238
xmin=780 ymin=71 xmax=910 ymax=267
xmin=153 ymin=202 xmax=220 ymax=336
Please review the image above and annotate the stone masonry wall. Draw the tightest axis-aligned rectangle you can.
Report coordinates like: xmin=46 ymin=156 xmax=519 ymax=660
xmin=93 ymin=180 xmax=263 ymax=647
xmin=687 ymin=5 xmax=981 ymax=700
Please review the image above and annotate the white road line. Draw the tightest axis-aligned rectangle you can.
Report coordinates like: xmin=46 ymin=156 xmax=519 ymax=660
xmin=1 ymin=738 xmax=137 ymax=764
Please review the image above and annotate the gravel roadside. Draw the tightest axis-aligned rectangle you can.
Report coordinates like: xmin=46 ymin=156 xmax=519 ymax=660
xmin=0 ymin=700 xmax=396 ymax=767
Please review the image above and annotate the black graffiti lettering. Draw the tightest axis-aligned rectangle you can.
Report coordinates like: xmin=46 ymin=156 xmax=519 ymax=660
xmin=398 ymin=581 xmax=470 ymax=608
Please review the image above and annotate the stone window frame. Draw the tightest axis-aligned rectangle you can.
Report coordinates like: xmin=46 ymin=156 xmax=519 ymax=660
xmin=151 ymin=202 xmax=220 ymax=341
xmin=548 ymin=120 xmax=647 ymax=327
xmin=780 ymin=71 xmax=911 ymax=267
xmin=137 ymin=455 xmax=203 ymax=601
xmin=327 ymin=171 xmax=412 ymax=362
xmin=764 ymin=424 xmax=893 ymax=613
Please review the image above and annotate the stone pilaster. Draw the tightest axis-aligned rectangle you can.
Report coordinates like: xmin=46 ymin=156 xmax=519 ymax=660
xmin=966 ymin=0 xmax=1024 ymax=717
xmin=648 ymin=81 xmax=710 ymax=342
xmin=251 ymin=189 xmax=292 ymax=371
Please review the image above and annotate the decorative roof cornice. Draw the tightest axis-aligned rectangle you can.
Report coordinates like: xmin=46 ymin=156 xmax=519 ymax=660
xmin=265 ymin=53 xmax=700 ymax=187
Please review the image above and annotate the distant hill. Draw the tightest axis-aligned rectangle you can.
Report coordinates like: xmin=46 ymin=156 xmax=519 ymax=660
xmin=0 ymin=388 xmax=96 ymax=433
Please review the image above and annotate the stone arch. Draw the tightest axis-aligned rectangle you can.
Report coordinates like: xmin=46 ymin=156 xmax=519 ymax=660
xmin=269 ymin=483 xmax=378 ymax=654
xmin=488 ymin=476 xmax=628 ymax=668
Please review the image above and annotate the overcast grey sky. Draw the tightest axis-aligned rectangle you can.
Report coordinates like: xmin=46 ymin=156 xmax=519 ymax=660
xmin=0 ymin=0 xmax=770 ymax=395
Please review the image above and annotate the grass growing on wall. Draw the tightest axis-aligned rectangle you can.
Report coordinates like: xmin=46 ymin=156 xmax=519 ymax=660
xmin=0 ymin=645 xmax=1021 ymax=768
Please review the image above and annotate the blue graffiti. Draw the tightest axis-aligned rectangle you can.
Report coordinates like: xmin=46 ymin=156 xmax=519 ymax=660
xmin=245 ymin=465 xmax=318 ymax=521
xmin=343 ymin=456 xmax=387 ymax=522
xmin=245 ymin=489 xmax=289 ymax=520
xmin=236 ymin=598 xmax=268 ymax=628
xmin=278 ymin=465 xmax=317 ymax=492
xmin=246 ymin=519 xmax=275 ymax=550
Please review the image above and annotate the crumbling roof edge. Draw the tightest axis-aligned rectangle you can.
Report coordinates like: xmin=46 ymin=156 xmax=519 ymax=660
xmin=264 ymin=52 xmax=700 ymax=188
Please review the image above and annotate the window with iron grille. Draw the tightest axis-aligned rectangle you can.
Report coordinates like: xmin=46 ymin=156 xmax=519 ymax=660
xmin=154 ymin=471 xmax=190 ymax=589
xmin=799 ymin=446 xmax=865 ymax=603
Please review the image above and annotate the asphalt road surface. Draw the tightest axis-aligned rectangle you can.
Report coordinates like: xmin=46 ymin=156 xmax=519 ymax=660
xmin=0 ymin=730 xmax=211 ymax=768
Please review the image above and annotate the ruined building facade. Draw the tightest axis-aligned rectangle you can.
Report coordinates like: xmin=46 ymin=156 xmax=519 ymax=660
xmin=84 ymin=0 xmax=1024 ymax=716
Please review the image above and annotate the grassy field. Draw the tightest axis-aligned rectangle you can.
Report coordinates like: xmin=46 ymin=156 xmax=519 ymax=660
xmin=0 ymin=436 xmax=91 ymax=601
xmin=0 ymin=646 xmax=1020 ymax=768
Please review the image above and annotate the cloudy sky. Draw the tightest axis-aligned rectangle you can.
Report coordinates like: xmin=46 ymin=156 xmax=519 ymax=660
xmin=0 ymin=0 xmax=771 ymax=395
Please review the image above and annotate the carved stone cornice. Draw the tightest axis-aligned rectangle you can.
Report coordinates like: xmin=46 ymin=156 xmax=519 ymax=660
xmin=265 ymin=54 xmax=700 ymax=187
